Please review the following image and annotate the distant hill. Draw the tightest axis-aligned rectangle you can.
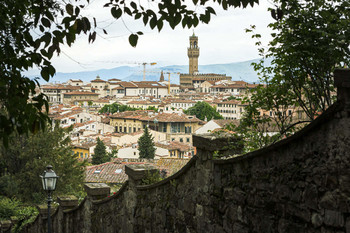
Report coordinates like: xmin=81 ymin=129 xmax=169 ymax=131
xmin=36 ymin=58 xmax=271 ymax=84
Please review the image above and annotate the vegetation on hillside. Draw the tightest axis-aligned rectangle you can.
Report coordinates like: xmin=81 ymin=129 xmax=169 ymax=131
xmin=229 ymin=0 xmax=350 ymax=152
xmin=0 ymin=123 xmax=86 ymax=203
xmin=184 ymin=101 xmax=223 ymax=121
xmin=99 ymin=103 xmax=158 ymax=114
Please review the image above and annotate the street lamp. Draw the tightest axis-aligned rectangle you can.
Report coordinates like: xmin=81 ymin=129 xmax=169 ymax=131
xmin=40 ymin=165 xmax=59 ymax=233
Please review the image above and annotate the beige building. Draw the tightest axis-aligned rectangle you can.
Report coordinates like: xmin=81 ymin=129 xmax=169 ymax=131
xmin=109 ymin=110 xmax=202 ymax=144
xmin=40 ymin=84 xmax=81 ymax=104
xmin=179 ymin=33 xmax=231 ymax=88
xmin=63 ymin=91 xmax=99 ymax=105
xmin=214 ymin=100 xmax=248 ymax=120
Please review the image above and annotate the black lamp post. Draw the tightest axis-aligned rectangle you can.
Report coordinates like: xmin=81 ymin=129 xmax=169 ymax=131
xmin=40 ymin=165 xmax=59 ymax=233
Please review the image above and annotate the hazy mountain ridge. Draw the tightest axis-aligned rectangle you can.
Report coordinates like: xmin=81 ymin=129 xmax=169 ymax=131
xmin=42 ymin=58 xmax=270 ymax=84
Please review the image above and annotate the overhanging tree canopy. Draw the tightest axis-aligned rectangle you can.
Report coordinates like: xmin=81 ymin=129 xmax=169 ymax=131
xmin=0 ymin=0 xmax=258 ymax=146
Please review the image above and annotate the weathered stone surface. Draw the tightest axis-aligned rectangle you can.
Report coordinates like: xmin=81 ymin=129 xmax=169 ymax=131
xmin=324 ymin=209 xmax=344 ymax=227
xmin=57 ymin=195 xmax=78 ymax=210
xmin=125 ymin=164 xmax=158 ymax=181
xmin=311 ymin=213 xmax=323 ymax=228
xmin=84 ymin=183 xmax=110 ymax=200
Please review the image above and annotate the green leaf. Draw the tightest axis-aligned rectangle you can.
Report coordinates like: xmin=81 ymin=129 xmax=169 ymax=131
xmin=41 ymin=68 xmax=50 ymax=82
xmin=111 ymin=7 xmax=122 ymax=19
xmin=41 ymin=17 xmax=51 ymax=28
xmin=66 ymin=4 xmax=74 ymax=16
xmin=129 ymin=34 xmax=138 ymax=47
xmin=157 ymin=20 xmax=163 ymax=31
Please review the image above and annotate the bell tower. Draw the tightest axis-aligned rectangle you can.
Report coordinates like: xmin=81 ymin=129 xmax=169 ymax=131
xmin=188 ymin=33 xmax=200 ymax=75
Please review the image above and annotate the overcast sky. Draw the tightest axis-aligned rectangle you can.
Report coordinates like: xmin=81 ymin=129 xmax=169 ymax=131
xmin=29 ymin=0 xmax=275 ymax=75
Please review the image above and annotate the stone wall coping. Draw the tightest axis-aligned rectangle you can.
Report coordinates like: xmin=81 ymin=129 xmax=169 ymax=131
xmin=64 ymin=197 xmax=87 ymax=214
xmin=0 ymin=220 xmax=11 ymax=228
xmin=84 ymin=183 xmax=110 ymax=196
xmin=214 ymin=101 xmax=343 ymax=165
xmin=57 ymin=195 xmax=79 ymax=209
xmin=192 ymin=132 xmax=241 ymax=152
xmin=93 ymin=181 xmax=129 ymax=205
xmin=136 ymin=155 xmax=198 ymax=191
xmin=125 ymin=164 xmax=158 ymax=181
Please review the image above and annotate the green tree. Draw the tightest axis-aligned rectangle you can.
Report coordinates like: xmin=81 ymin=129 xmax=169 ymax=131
xmin=184 ymin=101 xmax=223 ymax=121
xmin=92 ymin=137 xmax=111 ymax=165
xmin=138 ymin=127 xmax=156 ymax=159
xmin=0 ymin=0 xmax=257 ymax=146
xmin=236 ymin=0 xmax=350 ymax=152
xmin=0 ymin=123 xmax=85 ymax=203
xmin=99 ymin=103 xmax=139 ymax=114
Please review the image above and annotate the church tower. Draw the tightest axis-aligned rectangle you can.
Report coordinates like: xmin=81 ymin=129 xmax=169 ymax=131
xmin=188 ymin=33 xmax=200 ymax=74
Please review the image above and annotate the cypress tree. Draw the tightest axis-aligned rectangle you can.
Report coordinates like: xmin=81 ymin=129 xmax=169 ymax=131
xmin=138 ymin=127 xmax=156 ymax=159
xmin=92 ymin=137 xmax=110 ymax=164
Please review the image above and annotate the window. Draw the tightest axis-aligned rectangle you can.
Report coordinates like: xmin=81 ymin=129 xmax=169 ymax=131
xmin=129 ymin=127 xmax=132 ymax=133
xmin=186 ymin=138 xmax=190 ymax=143
xmin=134 ymin=152 xmax=136 ymax=155
xmin=85 ymin=153 xmax=88 ymax=158
xmin=133 ymin=127 xmax=136 ymax=132
xmin=115 ymin=169 xmax=122 ymax=174
xmin=171 ymin=138 xmax=175 ymax=141
xmin=288 ymin=110 xmax=292 ymax=116
xmin=180 ymin=138 xmax=183 ymax=142
xmin=171 ymin=123 xmax=181 ymax=133
xmin=80 ymin=152 xmax=83 ymax=158
xmin=124 ymin=127 xmax=127 ymax=132
xmin=94 ymin=169 xmax=101 ymax=174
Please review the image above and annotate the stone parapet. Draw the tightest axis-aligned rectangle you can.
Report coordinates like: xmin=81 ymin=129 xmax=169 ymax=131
xmin=125 ymin=164 xmax=158 ymax=185
xmin=0 ymin=220 xmax=11 ymax=233
xmin=84 ymin=183 xmax=110 ymax=200
xmin=193 ymin=132 xmax=243 ymax=159
xmin=57 ymin=196 xmax=79 ymax=210
xmin=334 ymin=68 xmax=350 ymax=104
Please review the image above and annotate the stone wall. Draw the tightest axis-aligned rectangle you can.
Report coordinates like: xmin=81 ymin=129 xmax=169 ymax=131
xmin=18 ymin=69 xmax=350 ymax=232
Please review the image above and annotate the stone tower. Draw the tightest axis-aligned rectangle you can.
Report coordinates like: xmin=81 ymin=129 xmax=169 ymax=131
xmin=159 ymin=70 xmax=165 ymax=82
xmin=188 ymin=32 xmax=200 ymax=75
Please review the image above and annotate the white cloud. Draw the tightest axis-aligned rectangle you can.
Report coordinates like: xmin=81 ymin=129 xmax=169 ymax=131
xmin=30 ymin=0 xmax=275 ymax=74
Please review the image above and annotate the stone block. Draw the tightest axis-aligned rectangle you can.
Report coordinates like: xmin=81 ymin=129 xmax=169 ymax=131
xmin=0 ymin=220 xmax=11 ymax=229
xmin=311 ymin=213 xmax=323 ymax=228
xmin=334 ymin=68 xmax=350 ymax=103
xmin=57 ymin=195 xmax=79 ymax=210
xmin=84 ymin=183 xmax=110 ymax=200
xmin=192 ymin=133 xmax=243 ymax=156
xmin=125 ymin=164 xmax=158 ymax=181
xmin=324 ymin=209 xmax=344 ymax=227
xmin=346 ymin=217 xmax=350 ymax=233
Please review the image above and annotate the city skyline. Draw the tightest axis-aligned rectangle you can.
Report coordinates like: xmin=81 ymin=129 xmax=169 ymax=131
xmin=26 ymin=0 xmax=275 ymax=77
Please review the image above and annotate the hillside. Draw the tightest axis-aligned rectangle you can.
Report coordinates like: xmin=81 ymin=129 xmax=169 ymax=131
xmin=37 ymin=58 xmax=271 ymax=84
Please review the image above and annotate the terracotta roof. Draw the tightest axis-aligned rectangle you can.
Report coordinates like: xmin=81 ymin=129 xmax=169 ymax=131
xmin=108 ymin=78 xmax=121 ymax=82
xmin=112 ymin=86 xmax=124 ymax=90
xmin=127 ymin=100 xmax=160 ymax=105
xmin=91 ymin=79 xmax=106 ymax=83
xmin=69 ymin=79 xmax=83 ymax=82
xmin=132 ymin=81 xmax=167 ymax=88
xmin=212 ymin=119 xmax=240 ymax=128
xmin=155 ymin=141 xmax=192 ymax=152
xmin=41 ymin=85 xmax=81 ymax=90
xmin=63 ymin=91 xmax=99 ymax=95
xmin=118 ymin=82 xmax=137 ymax=88
xmin=110 ymin=111 xmax=200 ymax=123
xmin=85 ymin=162 xmax=145 ymax=184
